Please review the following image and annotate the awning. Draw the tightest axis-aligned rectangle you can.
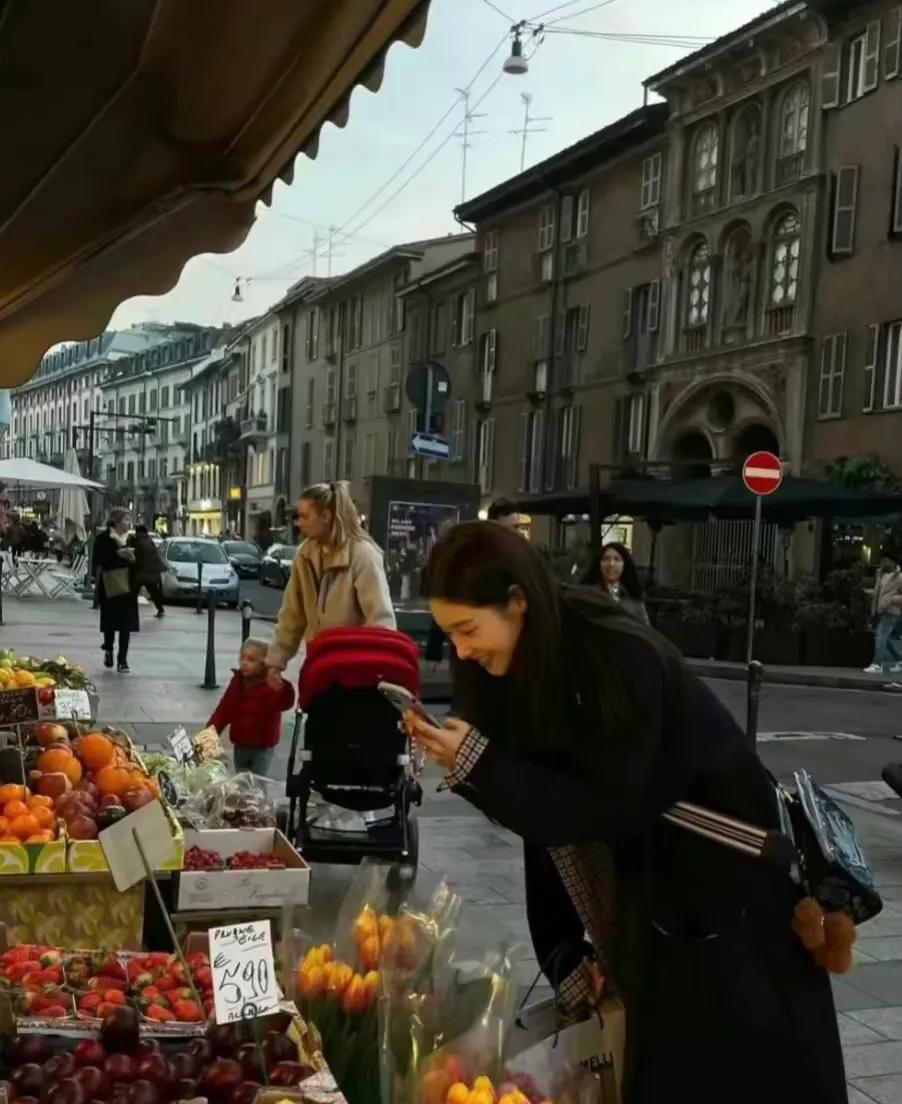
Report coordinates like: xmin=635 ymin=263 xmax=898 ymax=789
xmin=0 ymin=0 xmax=432 ymax=386
xmin=520 ymin=475 xmax=902 ymax=524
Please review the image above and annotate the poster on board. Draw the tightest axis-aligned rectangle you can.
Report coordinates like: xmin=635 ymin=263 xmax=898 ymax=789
xmin=385 ymin=500 xmax=460 ymax=604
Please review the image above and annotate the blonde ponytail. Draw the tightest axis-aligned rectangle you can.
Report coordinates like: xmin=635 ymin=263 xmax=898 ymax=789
xmin=300 ymin=481 xmax=367 ymax=549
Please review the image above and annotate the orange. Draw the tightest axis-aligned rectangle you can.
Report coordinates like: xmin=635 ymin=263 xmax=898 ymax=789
xmin=0 ymin=817 xmax=9 ymax=836
xmin=0 ymin=835 xmax=19 ymax=843
xmin=27 ymin=794 xmax=53 ymax=809
xmin=75 ymin=733 xmax=115 ymax=771
xmin=0 ymin=784 xmax=25 ymax=805
xmin=9 ymin=814 xmax=39 ymax=839
xmin=3 ymin=800 xmax=27 ymax=820
xmin=95 ymin=766 xmax=131 ymax=798
xmin=25 ymin=831 xmax=53 ymax=843
xmin=37 ymin=747 xmax=82 ymax=785
xmin=31 ymin=806 xmax=53 ymax=829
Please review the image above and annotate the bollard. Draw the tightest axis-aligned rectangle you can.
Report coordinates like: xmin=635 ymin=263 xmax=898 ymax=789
xmin=195 ymin=562 xmax=203 ymax=614
xmin=200 ymin=590 xmax=219 ymax=690
xmin=240 ymin=600 xmax=253 ymax=644
xmin=745 ymin=660 xmax=764 ymax=747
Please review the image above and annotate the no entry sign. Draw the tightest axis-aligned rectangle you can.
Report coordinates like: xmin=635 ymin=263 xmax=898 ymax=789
xmin=742 ymin=451 xmax=783 ymax=496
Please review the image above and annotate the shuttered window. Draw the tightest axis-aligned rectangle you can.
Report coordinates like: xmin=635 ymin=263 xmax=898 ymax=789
xmin=863 ymin=323 xmax=880 ymax=413
xmin=831 ymin=166 xmax=860 ymax=256
xmin=817 ymin=333 xmax=847 ymax=418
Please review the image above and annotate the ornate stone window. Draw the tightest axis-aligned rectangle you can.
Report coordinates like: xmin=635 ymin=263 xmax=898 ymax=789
xmin=730 ymin=103 xmax=761 ymax=199
xmin=777 ymin=83 xmax=809 ymax=184
xmin=691 ymin=123 xmax=719 ymax=215
xmin=766 ymin=210 xmax=801 ymax=336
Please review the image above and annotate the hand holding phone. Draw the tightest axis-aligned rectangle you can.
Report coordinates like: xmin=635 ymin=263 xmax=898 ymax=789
xmin=377 ymin=681 xmax=442 ymax=728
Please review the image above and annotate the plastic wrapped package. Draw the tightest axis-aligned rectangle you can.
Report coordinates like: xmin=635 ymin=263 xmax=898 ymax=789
xmin=179 ymin=766 xmax=275 ymax=828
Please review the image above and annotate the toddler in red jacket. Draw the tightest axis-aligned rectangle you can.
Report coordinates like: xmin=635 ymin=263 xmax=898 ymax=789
xmin=208 ymin=638 xmax=295 ymax=776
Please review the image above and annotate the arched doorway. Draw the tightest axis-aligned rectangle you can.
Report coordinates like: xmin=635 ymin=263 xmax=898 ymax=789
xmin=671 ymin=430 xmax=713 ymax=479
xmin=733 ymin=423 xmax=780 ymax=462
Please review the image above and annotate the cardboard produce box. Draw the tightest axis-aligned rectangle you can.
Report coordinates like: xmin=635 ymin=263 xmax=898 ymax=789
xmin=177 ymin=828 xmax=310 ymax=910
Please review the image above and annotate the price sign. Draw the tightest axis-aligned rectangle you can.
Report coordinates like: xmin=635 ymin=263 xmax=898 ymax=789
xmin=0 ymin=688 xmax=38 ymax=727
xmin=167 ymin=726 xmax=193 ymax=763
xmin=51 ymin=689 xmax=91 ymax=720
xmin=209 ymin=919 xmax=279 ymax=1024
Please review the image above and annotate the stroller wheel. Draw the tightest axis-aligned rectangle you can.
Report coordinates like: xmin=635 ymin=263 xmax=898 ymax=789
xmin=398 ymin=816 xmax=419 ymax=883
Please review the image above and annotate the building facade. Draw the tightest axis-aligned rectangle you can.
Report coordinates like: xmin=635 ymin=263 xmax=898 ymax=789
xmin=455 ymin=106 xmax=669 ymax=530
xmin=806 ymin=0 xmax=902 ymax=472
xmin=286 ymin=236 xmax=475 ymax=514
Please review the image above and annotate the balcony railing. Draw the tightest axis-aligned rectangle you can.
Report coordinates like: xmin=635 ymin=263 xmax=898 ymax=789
xmin=683 ymin=325 xmax=707 ymax=353
xmin=322 ymin=402 xmax=337 ymax=427
xmin=691 ymin=186 xmax=717 ymax=216
xmin=776 ymin=152 xmax=804 ymax=185
xmin=765 ymin=303 xmax=795 ymax=337
xmin=239 ymin=413 xmax=269 ymax=440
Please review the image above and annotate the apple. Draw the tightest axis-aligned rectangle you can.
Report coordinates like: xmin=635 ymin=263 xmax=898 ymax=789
xmin=133 ymin=1056 xmax=170 ymax=1091
xmin=262 ymin=1032 xmax=295 ymax=1068
xmin=10 ymin=1035 xmax=50 ymax=1066
xmin=10 ymin=1065 xmax=44 ymax=1099
xmin=236 ymin=1044 xmax=263 ymax=1083
xmin=173 ymin=1078 xmax=198 ymax=1101
xmin=35 ymin=722 xmax=67 ymax=746
xmin=99 ymin=794 xmax=125 ymax=812
xmin=66 ymin=814 xmax=98 ymax=840
xmin=122 ymin=788 xmax=153 ymax=813
xmin=268 ymin=1062 xmax=316 ymax=1087
xmin=133 ymin=1041 xmax=160 ymax=1061
xmin=199 ymin=1059 xmax=243 ymax=1100
xmin=74 ymin=1068 xmax=107 ymax=1100
xmin=46 ymin=1078 xmax=85 ymax=1104
xmin=73 ymin=1041 xmax=106 ymax=1069
xmin=167 ymin=1054 xmax=198 ymax=1083
xmin=230 ymin=1082 xmax=261 ymax=1104
xmin=44 ymin=1054 xmax=77 ymax=1082
xmin=130 ymin=1080 xmax=160 ymax=1104
xmin=103 ymin=1055 xmax=135 ymax=1084
xmin=188 ymin=1039 xmax=214 ymax=1065
xmin=81 ymin=782 xmax=99 ymax=802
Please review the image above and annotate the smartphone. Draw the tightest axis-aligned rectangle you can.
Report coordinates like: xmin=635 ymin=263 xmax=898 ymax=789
xmin=378 ymin=681 xmax=442 ymax=729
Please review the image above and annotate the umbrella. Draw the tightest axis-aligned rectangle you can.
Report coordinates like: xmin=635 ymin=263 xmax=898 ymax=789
xmin=0 ymin=457 xmax=102 ymax=490
xmin=58 ymin=449 xmax=91 ymax=541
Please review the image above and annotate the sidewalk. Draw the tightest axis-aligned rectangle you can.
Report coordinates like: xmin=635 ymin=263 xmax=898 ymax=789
xmin=6 ymin=596 xmax=902 ymax=1098
xmin=690 ymin=657 xmax=902 ymax=694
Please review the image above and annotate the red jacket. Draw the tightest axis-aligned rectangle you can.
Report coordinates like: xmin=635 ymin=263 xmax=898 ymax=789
xmin=208 ymin=671 xmax=295 ymax=749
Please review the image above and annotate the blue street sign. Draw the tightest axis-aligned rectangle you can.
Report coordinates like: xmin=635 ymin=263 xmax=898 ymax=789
xmin=409 ymin=432 xmax=451 ymax=460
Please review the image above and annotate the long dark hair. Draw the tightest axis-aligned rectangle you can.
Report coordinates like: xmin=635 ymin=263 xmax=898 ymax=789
xmin=582 ymin=541 xmax=643 ymax=600
xmin=423 ymin=522 xmax=565 ymax=757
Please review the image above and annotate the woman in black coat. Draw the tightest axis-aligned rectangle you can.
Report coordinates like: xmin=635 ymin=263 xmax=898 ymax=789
xmin=94 ymin=508 xmax=139 ymax=673
xmin=406 ymin=522 xmax=846 ymax=1104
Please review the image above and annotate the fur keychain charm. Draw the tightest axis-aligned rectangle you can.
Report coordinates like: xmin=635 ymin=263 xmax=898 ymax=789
xmin=792 ymin=897 xmax=856 ymax=974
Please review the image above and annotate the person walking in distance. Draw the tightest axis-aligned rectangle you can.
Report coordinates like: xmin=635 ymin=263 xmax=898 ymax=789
xmin=864 ymin=551 xmax=902 ymax=674
xmin=130 ymin=524 xmax=166 ymax=618
xmin=486 ymin=498 xmax=522 ymax=532
xmin=582 ymin=542 xmax=649 ymax=625
xmin=208 ymin=638 xmax=295 ymax=776
xmin=94 ymin=508 xmax=139 ymax=673
xmin=264 ymin=481 xmax=395 ymax=689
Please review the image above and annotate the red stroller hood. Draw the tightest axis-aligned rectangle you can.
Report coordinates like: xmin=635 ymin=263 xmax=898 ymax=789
xmin=298 ymin=625 xmax=421 ymax=711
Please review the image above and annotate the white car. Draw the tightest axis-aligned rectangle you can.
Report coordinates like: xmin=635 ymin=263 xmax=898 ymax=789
xmin=160 ymin=537 xmax=240 ymax=607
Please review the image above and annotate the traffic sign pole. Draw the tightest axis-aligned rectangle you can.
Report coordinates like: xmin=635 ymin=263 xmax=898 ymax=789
xmin=746 ymin=493 xmax=762 ymax=666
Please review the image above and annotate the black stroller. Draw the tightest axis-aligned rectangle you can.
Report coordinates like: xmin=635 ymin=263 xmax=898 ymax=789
xmin=283 ymin=626 xmax=424 ymax=876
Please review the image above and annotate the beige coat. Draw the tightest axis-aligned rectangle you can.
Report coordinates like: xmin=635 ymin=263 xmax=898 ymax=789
xmin=265 ymin=537 xmax=395 ymax=669
xmin=871 ymin=568 xmax=902 ymax=616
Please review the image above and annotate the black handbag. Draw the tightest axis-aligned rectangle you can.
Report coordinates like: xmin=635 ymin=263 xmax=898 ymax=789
xmin=663 ymin=769 xmax=882 ymax=925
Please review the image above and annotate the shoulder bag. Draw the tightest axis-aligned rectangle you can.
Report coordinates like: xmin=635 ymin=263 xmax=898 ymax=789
xmin=102 ymin=566 xmax=131 ymax=598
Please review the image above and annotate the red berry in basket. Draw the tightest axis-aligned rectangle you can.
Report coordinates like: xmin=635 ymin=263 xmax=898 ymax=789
xmin=193 ymin=966 xmax=212 ymax=991
xmin=145 ymin=1004 xmax=174 ymax=1022
xmin=103 ymin=990 xmax=127 ymax=1005
xmin=172 ymin=1000 xmax=202 ymax=1022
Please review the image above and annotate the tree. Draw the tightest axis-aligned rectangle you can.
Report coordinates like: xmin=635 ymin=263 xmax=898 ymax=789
xmin=821 ymin=455 xmax=897 ymax=489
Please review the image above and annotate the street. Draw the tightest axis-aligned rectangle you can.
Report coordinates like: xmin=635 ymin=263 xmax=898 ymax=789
xmin=238 ymin=576 xmax=284 ymax=620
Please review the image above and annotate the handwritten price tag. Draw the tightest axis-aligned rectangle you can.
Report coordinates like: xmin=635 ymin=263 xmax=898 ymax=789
xmin=52 ymin=689 xmax=91 ymax=720
xmin=209 ymin=919 xmax=279 ymax=1024
xmin=167 ymin=726 xmax=193 ymax=763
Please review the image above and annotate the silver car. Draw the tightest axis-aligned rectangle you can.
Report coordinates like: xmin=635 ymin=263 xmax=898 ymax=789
xmin=160 ymin=537 xmax=240 ymax=608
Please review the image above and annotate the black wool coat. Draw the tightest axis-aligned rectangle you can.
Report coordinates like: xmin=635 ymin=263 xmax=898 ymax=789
xmin=94 ymin=530 xmax=139 ymax=635
xmin=451 ymin=586 xmax=846 ymax=1104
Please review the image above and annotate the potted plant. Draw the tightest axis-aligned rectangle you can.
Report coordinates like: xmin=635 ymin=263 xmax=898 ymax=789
xmin=654 ymin=591 xmax=721 ymax=659
xmin=798 ymin=566 xmax=873 ymax=667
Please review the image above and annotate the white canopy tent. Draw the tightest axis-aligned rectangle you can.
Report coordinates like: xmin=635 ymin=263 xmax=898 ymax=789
xmin=58 ymin=449 xmax=92 ymax=541
xmin=0 ymin=457 xmax=102 ymax=490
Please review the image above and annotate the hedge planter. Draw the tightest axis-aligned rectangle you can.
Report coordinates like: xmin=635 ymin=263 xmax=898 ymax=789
xmin=755 ymin=627 xmax=803 ymax=666
xmin=803 ymin=628 xmax=873 ymax=669
xmin=657 ymin=618 xmax=720 ymax=659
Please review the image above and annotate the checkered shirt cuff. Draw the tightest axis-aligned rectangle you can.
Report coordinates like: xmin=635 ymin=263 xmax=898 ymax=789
xmin=557 ymin=962 xmax=594 ymax=1017
xmin=439 ymin=727 xmax=488 ymax=791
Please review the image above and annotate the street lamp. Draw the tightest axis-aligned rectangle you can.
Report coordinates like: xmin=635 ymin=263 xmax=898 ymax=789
xmin=503 ymin=30 xmax=529 ymax=75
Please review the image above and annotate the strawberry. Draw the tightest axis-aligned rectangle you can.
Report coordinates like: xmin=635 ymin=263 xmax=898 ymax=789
xmin=154 ymin=975 xmax=176 ymax=993
xmin=41 ymin=1004 xmax=68 ymax=1019
xmin=33 ymin=966 xmax=63 ymax=986
xmin=88 ymin=975 xmax=127 ymax=991
xmin=145 ymin=1003 xmax=175 ymax=1022
xmin=139 ymin=985 xmax=162 ymax=1002
xmin=99 ymin=954 xmax=126 ymax=980
xmin=147 ymin=952 xmax=171 ymax=968
xmin=95 ymin=1001 xmax=116 ymax=1018
xmin=3 ymin=946 xmax=34 ymax=964
xmin=169 ymin=987 xmax=193 ymax=1004
xmin=39 ymin=949 xmax=62 ymax=967
xmin=168 ymin=961 xmax=187 ymax=984
xmin=171 ymin=1000 xmax=202 ymax=1022
xmin=203 ymin=997 xmax=214 ymax=1016
xmin=103 ymin=989 xmax=126 ymax=1005
xmin=187 ymin=952 xmax=209 ymax=968
xmin=193 ymin=966 xmax=212 ymax=990
xmin=78 ymin=992 xmax=103 ymax=1012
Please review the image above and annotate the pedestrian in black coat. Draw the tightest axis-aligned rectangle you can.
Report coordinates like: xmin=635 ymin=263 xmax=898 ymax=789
xmin=94 ymin=508 xmax=139 ymax=673
xmin=130 ymin=524 xmax=166 ymax=618
xmin=406 ymin=522 xmax=847 ymax=1104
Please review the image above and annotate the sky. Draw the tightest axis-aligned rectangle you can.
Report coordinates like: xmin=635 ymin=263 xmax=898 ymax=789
xmin=110 ymin=0 xmax=778 ymax=333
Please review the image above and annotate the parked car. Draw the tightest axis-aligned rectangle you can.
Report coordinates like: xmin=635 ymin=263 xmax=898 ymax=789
xmin=223 ymin=539 xmax=263 ymax=579
xmin=160 ymin=537 xmax=240 ymax=607
xmin=260 ymin=543 xmax=295 ymax=588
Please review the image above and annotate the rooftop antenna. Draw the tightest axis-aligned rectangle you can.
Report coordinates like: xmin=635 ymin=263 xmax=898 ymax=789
xmin=454 ymin=87 xmax=489 ymax=205
xmin=509 ymin=92 xmax=552 ymax=172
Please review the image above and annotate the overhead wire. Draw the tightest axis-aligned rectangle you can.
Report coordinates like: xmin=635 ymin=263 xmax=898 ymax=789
xmin=528 ymin=0 xmax=608 ymax=21
xmin=480 ymin=0 xmax=515 ymax=21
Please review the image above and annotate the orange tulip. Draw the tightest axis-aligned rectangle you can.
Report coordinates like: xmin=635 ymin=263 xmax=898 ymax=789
xmin=341 ymin=973 xmax=368 ymax=1014
xmin=326 ymin=961 xmax=354 ymax=999
xmin=358 ymin=931 xmax=382 ymax=972
xmin=362 ymin=969 xmax=380 ymax=1009
xmin=378 ymin=913 xmax=395 ymax=945
xmin=355 ymin=905 xmax=378 ymax=937
xmin=298 ymin=963 xmax=326 ymax=1000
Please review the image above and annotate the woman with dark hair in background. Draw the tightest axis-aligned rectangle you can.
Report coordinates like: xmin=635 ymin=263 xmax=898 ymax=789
xmin=405 ymin=522 xmax=845 ymax=1104
xmin=94 ymin=507 xmax=139 ymax=672
xmin=582 ymin=541 xmax=649 ymax=624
